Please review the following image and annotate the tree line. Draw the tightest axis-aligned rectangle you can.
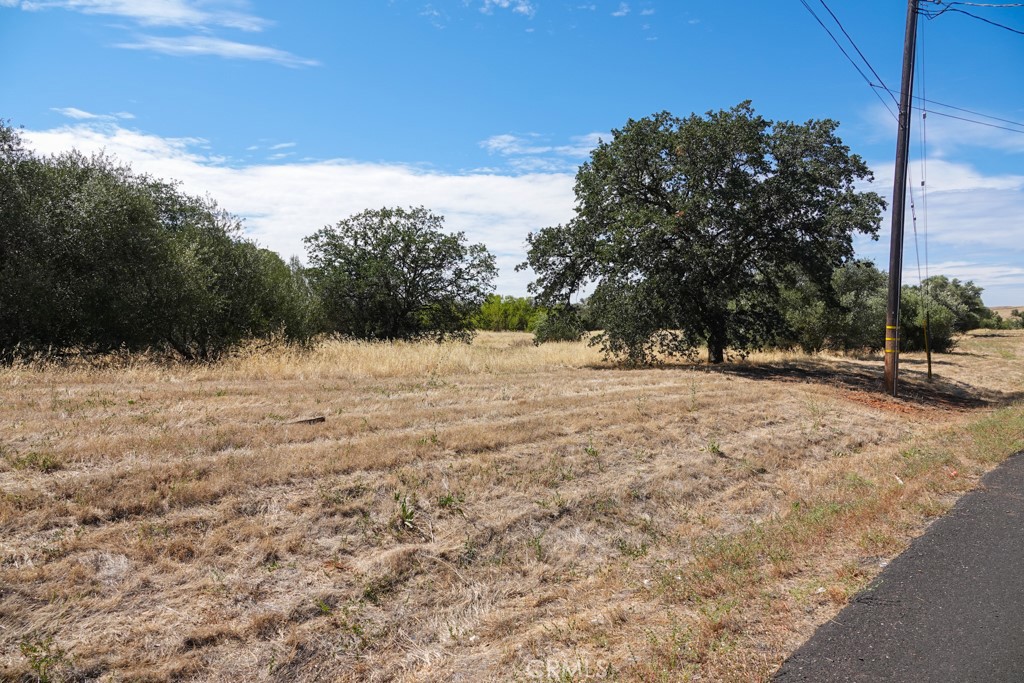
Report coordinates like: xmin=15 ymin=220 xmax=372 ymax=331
xmin=1 ymin=106 xmax=1014 ymax=365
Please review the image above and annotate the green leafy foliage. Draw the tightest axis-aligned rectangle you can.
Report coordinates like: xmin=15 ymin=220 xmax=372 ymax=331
xmin=521 ymin=102 xmax=885 ymax=363
xmin=779 ymin=260 xmax=887 ymax=353
xmin=473 ymin=294 xmax=543 ymax=331
xmin=531 ymin=306 xmax=585 ymax=344
xmin=304 ymin=206 xmax=497 ymax=342
xmin=0 ymin=122 xmax=319 ymax=362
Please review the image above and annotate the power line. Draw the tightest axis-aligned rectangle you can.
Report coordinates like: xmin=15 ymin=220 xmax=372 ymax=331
xmin=925 ymin=1 xmax=1024 ymax=8
xmin=798 ymin=0 xmax=899 ymax=120
xmin=800 ymin=2 xmax=1024 ymax=133
xmin=871 ymin=85 xmax=1024 ymax=129
xmin=918 ymin=107 xmax=1024 ymax=133
xmin=920 ymin=2 xmax=1024 ymax=35
xmin=816 ymin=0 xmax=901 ymax=107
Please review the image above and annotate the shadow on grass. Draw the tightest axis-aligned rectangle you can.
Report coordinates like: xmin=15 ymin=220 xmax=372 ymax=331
xmin=713 ymin=358 xmax=1023 ymax=411
xmin=590 ymin=355 xmax=1023 ymax=411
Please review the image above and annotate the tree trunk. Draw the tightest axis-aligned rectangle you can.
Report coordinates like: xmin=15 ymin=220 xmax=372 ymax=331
xmin=707 ymin=318 xmax=726 ymax=364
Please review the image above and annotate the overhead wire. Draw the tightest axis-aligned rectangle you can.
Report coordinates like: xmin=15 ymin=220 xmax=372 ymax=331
xmin=869 ymin=86 xmax=1024 ymax=130
xmin=909 ymin=108 xmax=1024 ymax=134
xmin=816 ymin=0 xmax=901 ymax=108
xmin=797 ymin=0 xmax=899 ymax=120
xmin=919 ymin=1 xmax=1024 ymax=35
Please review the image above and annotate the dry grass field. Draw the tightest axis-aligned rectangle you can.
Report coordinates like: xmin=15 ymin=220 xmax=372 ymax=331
xmin=2 ymin=331 xmax=1023 ymax=682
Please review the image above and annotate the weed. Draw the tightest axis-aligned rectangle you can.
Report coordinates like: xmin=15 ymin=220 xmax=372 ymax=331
xmin=583 ymin=438 xmax=603 ymax=471
xmin=437 ymin=491 xmax=465 ymax=514
xmin=528 ymin=533 xmax=547 ymax=562
xmin=19 ymin=635 xmax=70 ymax=683
xmin=458 ymin=538 xmax=479 ymax=566
xmin=7 ymin=451 xmax=64 ymax=473
xmin=418 ymin=428 xmax=442 ymax=447
xmin=362 ymin=574 xmax=399 ymax=605
xmin=635 ymin=394 xmax=651 ymax=417
xmin=705 ymin=440 xmax=723 ymax=457
xmin=393 ymin=492 xmax=417 ymax=531
xmin=616 ymin=538 xmax=649 ymax=559
xmin=539 ymin=492 xmax=571 ymax=518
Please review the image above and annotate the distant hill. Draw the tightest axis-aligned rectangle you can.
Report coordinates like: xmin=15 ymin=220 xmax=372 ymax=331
xmin=990 ymin=306 xmax=1023 ymax=319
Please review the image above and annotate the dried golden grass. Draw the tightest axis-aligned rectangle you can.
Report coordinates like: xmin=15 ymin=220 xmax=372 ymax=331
xmin=1 ymin=330 xmax=1022 ymax=681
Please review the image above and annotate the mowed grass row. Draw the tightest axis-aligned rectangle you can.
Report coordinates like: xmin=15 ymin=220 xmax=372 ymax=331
xmin=1 ymin=331 xmax=1022 ymax=681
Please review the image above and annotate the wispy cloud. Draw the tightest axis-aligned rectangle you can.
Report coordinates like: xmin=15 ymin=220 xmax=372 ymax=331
xmin=419 ymin=3 xmax=447 ymax=28
xmin=480 ymin=132 xmax=605 ymax=172
xmin=269 ymin=142 xmax=296 ymax=150
xmin=51 ymin=107 xmax=135 ymax=121
xmin=15 ymin=0 xmax=270 ymax=31
xmin=611 ymin=2 xmax=630 ymax=17
xmin=6 ymin=0 xmax=318 ymax=66
xmin=480 ymin=0 xmax=536 ymax=19
xmin=116 ymin=35 xmax=319 ymax=67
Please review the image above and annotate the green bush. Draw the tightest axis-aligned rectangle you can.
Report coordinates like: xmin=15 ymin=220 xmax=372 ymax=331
xmin=474 ymin=295 xmax=543 ymax=332
xmin=0 ymin=122 xmax=319 ymax=362
xmin=531 ymin=307 xmax=584 ymax=344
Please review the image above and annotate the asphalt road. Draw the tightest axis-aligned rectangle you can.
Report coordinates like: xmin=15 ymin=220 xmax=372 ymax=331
xmin=774 ymin=451 xmax=1024 ymax=682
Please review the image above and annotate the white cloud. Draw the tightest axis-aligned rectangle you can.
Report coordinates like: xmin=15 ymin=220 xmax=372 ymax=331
xmin=480 ymin=0 xmax=536 ymax=18
xmin=640 ymin=8 xmax=654 ymax=15
xmin=269 ymin=142 xmax=296 ymax=150
xmin=115 ymin=35 xmax=320 ymax=67
xmin=852 ymin=156 xmax=1024 ymax=305
xmin=52 ymin=107 xmax=134 ymax=121
xmin=611 ymin=2 xmax=629 ymax=17
xmin=480 ymin=131 xmax=604 ymax=172
xmin=7 ymin=0 xmax=317 ymax=67
xmin=15 ymin=0 xmax=270 ymax=31
xmin=23 ymin=123 xmax=576 ymax=295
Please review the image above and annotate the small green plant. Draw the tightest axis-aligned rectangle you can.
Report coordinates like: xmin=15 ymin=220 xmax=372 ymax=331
xmin=19 ymin=635 xmax=69 ymax=683
xmin=316 ymin=598 xmax=333 ymax=614
xmin=528 ymin=533 xmax=547 ymax=562
xmin=616 ymin=538 xmax=649 ymax=559
xmin=393 ymin=492 xmax=417 ymax=531
xmin=437 ymin=491 xmax=465 ymax=514
xmin=705 ymin=440 xmax=723 ymax=457
xmin=8 ymin=451 xmax=63 ymax=473
xmin=689 ymin=377 xmax=700 ymax=411
xmin=583 ymin=439 xmax=603 ymax=471
xmin=418 ymin=428 xmax=442 ymax=447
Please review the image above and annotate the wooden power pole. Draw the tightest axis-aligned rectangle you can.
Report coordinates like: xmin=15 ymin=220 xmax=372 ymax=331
xmin=884 ymin=0 xmax=920 ymax=397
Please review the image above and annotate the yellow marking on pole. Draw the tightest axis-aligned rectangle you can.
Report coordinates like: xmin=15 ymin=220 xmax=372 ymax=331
xmin=885 ymin=349 xmax=897 ymax=353
xmin=886 ymin=325 xmax=898 ymax=329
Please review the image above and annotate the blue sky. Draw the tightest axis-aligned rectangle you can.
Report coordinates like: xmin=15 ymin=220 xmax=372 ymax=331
xmin=2 ymin=0 xmax=1023 ymax=304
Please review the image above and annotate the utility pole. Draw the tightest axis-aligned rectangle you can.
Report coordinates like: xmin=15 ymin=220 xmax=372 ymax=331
xmin=884 ymin=0 xmax=920 ymax=397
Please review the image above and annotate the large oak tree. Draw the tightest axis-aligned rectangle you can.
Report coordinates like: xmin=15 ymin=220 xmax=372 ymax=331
xmin=521 ymin=102 xmax=886 ymax=363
